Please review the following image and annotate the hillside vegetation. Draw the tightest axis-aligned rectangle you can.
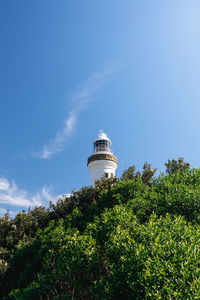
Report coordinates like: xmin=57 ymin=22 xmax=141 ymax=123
xmin=1 ymin=158 xmax=200 ymax=299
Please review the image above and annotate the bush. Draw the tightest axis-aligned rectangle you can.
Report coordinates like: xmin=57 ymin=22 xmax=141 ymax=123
xmin=2 ymin=161 xmax=200 ymax=299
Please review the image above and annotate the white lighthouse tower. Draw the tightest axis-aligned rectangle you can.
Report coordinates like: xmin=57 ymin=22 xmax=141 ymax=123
xmin=87 ymin=131 xmax=118 ymax=186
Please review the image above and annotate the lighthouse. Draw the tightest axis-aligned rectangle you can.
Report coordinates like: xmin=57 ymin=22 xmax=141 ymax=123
xmin=87 ymin=131 xmax=118 ymax=186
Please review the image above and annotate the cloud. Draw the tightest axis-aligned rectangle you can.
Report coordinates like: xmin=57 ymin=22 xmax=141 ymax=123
xmin=37 ymin=67 xmax=113 ymax=159
xmin=40 ymin=113 xmax=76 ymax=159
xmin=57 ymin=193 xmax=71 ymax=200
xmin=0 ymin=177 xmax=56 ymax=208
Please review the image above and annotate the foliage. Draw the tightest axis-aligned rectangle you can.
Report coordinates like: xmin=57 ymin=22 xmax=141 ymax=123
xmin=10 ymin=221 xmax=100 ymax=299
xmin=141 ymin=162 xmax=157 ymax=185
xmin=121 ymin=163 xmax=156 ymax=185
xmin=120 ymin=165 xmax=137 ymax=181
xmin=9 ymin=209 xmax=200 ymax=299
xmin=165 ymin=157 xmax=190 ymax=174
xmin=1 ymin=158 xmax=200 ymax=299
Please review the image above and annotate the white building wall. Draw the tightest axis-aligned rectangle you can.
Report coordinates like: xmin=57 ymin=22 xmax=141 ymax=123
xmin=88 ymin=160 xmax=117 ymax=187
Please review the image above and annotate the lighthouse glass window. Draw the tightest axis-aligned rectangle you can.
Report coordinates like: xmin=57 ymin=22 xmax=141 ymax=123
xmin=94 ymin=140 xmax=110 ymax=152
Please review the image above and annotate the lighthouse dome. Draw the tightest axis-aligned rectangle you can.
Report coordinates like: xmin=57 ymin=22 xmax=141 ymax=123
xmin=94 ymin=130 xmax=111 ymax=143
xmin=93 ymin=131 xmax=111 ymax=153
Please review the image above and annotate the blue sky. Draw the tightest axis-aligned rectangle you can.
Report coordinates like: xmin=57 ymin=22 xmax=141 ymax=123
xmin=1 ymin=0 xmax=200 ymax=216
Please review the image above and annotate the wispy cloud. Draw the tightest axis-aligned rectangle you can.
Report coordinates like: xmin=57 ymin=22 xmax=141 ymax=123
xmin=37 ymin=67 xmax=113 ymax=159
xmin=0 ymin=177 xmax=56 ymax=208
xmin=40 ymin=113 xmax=76 ymax=159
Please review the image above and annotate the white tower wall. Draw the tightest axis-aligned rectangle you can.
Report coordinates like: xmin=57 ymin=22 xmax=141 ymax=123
xmin=88 ymin=159 xmax=117 ymax=187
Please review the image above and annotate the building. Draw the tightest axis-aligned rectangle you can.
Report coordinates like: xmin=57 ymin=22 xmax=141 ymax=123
xmin=87 ymin=131 xmax=118 ymax=186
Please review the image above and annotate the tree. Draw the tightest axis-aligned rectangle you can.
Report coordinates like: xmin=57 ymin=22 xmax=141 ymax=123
xmin=120 ymin=165 xmax=137 ymax=181
xmin=121 ymin=163 xmax=156 ymax=185
xmin=5 ymin=159 xmax=200 ymax=299
xmin=141 ymin=162 xmax=156 ymax=185
xmin=10 ymin=220 xmax=101 ymax=299
xmin=165 ymin=157 xmax=190 ymax=174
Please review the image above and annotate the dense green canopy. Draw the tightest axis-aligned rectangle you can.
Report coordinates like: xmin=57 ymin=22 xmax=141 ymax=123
xmin=1 ymin=158 xmax=200 ymax=299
